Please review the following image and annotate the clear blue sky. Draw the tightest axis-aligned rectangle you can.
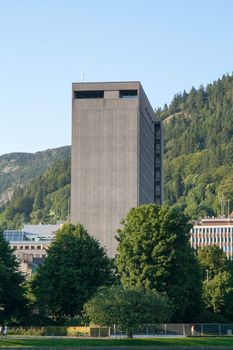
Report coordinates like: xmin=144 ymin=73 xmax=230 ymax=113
xmin=0 ymin=0 xmax=233 ymax=155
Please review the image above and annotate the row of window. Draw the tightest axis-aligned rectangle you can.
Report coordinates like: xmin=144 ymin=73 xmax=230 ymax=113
xmin=12 ymin=245 xmax=46 ymax=250
xmin=74 ymin=90 xmax=138 ymax=99
xmin=16 ymin=254 xmax=46 ymax=259
xmin=192 ymin=236 xmax=232 ymax=243
xmin=192 ymin=226 xmax=233 ymax=234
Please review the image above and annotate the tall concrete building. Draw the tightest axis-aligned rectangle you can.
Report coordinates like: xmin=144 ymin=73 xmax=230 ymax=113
xmin=71 ymin=82 xmax=163 ymax=256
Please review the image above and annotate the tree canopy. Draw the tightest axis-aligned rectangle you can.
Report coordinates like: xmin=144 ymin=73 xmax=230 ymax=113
xmin=197 ymin=246 xmax=233 ymax=320
xmin=0 ymin=229 xmax=26 ymax=323
xmin=31 ymin=223 xmax=114 ymax=320
xmin=84 ymin=285 xmax=172 ymax=337
xmin=197 ymin=246 xmax=229 ymax=279
xmin=116 ymin=204 xmax=201 ymax=322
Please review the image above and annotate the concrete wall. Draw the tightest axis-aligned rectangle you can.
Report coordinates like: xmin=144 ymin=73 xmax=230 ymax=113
xmin=71 ymin=83 xmax=140 ymax=256
xmin=138 ymin=84 xmax=163 ymax=205
xmin=71 ymin=82 xmax=163 ymax=256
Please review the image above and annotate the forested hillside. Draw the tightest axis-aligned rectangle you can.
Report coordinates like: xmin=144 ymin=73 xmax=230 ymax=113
xmin=156 ymin=73 xmax=233 ymax=218
xmin=0 ymin=146 xmax=70 ymax=205
xmin=0 ymin=158 xmax=70 ymax=229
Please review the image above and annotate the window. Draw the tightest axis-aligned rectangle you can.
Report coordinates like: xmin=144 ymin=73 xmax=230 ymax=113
xmin=74 ymin=90 xmax=104 ymax=99
xmin=155 ymin=185 xmax=160 ymax=195
xmin=155 ymin=143 xmax=161 ymax=153
xmin=119 ymin=90 xmax=137 ymax=98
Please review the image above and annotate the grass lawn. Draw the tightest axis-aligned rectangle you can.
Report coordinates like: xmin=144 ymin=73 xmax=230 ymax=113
xmin=0 ymin=337 xmax=233 ymax=347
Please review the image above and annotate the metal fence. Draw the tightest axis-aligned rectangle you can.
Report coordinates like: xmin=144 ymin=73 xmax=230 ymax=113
xmin=4 ymin=323 xmax=233 ymax=338
xmin=109 ymin=323 xmax=233 ymax=337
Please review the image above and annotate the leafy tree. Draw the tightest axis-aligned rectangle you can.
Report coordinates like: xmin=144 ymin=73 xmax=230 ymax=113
xmin=31 ymin=223 xmax=114 ymax=320
xmin=84 ymin=285 xmax=172 ymax=338
xmin=197 ymin=246 xmax=233 ymax=320
xmin=197 ymin=246 xmax=229 ymax=279
xmin=116 ymin=204 xmax=201 ymax=322
xmin=0 ymin=230 xmax=26 ymax=323
xmin=202 ymin=271 xmax=233 ymax=319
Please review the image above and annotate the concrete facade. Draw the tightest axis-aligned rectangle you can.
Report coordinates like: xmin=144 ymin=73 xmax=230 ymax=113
xmin=71 ymin=82 xmax=163 ymax=256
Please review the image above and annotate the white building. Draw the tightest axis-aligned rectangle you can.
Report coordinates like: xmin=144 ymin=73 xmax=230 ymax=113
xmin=191 ymin=216 xmax=233 ymax=259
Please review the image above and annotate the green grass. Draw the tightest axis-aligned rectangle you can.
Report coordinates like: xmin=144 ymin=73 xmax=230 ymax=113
xmin=0 ymin=337 xmax=233 ymax=347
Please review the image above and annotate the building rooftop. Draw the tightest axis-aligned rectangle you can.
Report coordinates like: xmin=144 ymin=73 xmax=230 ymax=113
xmin=194 ymin=216 xmax=233 ymax=226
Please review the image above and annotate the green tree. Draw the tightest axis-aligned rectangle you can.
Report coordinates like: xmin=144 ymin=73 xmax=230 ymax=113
xmin=31 ymin=223 xmax=114 ymax=320
xmin=0 ymin=230 xmax=26 ymax=323
xmin=202 ymin=271 xmax=233 ymax=318
xmin=197 ymin=246 xmax=233 ymax=320
xmin=32 ymin=188 xmax=44 ymax=211
xmin=116 ymin=204 xmax=201 ymax=321
xmin=84 ymin=285 xmax=172 ymax=338
xmin=197 ymin=246 xmax=229 ymax=279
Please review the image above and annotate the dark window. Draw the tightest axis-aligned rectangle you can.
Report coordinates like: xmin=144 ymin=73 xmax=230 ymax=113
xmin=119 ymin=90 xmax=137 ymax=98
xmin=74 ymin=90 xmax=104 ymax=99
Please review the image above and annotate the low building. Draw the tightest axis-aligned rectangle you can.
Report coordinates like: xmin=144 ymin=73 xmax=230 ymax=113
xmin=3 ymin=223 xmax=63 ymax=276
xmin=191 ymin=216 xmax=233 ymax=259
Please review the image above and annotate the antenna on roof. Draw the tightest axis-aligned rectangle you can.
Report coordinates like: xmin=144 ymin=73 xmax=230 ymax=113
xmin=81 ymin=72 xmax=85 ymax=82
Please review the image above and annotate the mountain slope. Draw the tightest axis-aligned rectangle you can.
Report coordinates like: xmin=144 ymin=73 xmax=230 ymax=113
xmin=0 ymin=146 xmax=71 ymax=205
xmin=0 ymin=157 xmax=71 ymax=229
xmin=156 ymin=74 xmax=233 ymax=218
